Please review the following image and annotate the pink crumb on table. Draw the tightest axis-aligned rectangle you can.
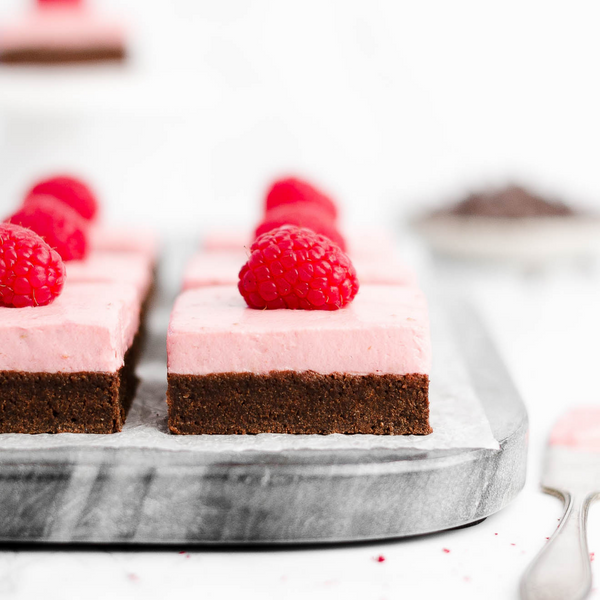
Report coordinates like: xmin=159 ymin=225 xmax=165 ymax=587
xmin=442 ymin=548 xmax=450 ymax=554
xmin=591 ymin=552 xmax=595 ymax=562
xmin=373 ymin=555 xmax=386 ymax=563
xmin=550 ymin=408 xmax=600 ymax=451
xmin=127 ymin=574 xmax=139 ymax=582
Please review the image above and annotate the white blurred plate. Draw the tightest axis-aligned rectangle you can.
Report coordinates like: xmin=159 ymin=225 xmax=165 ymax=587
xmin=414 ymin=214 xmax=600 ymax=265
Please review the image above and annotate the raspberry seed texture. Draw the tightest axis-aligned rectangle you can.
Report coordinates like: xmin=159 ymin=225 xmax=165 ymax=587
xmin=238 ymin=225 xmax=359 ymax=310
xmin=0 ymin=223 xmax=65 ymax=308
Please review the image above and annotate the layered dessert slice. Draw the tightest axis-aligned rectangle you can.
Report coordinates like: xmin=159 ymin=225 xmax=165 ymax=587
xmin=170 ymin=182 xmax=431 ymax=436
xmin=167 ymin=283 xmax=431 ymax=435
xmin=0 ymin=281 xmax=141 ymax=434
xmin=182 ymin=250 xmax=417 ymax=290
xmin=0 ymin=2 xmax=127 ymax=64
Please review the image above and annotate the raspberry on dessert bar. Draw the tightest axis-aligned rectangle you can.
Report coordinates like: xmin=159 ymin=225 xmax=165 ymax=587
xmin=167 ymin=284 xmax=431 ymax=435
xmin=7 ymin=196 xmax=89 ymax=261
xmin=183 ymin=250 xmax=417 ymax=290
xmin=0 ymin=223 xmax=65 ymax=307
xmin=265 ymin=177 xmax=338 ymax=221
xmin=26 ymin=175 xmax=98 ymax=221
xmin=239 ymin=225 xmax=359 ymax=310
xmin=256 ymin=203 xmax=346 ymax=250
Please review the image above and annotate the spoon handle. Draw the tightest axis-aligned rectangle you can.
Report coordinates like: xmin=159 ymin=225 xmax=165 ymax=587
xmin=521 ymin=491 xmax=593 ymax=600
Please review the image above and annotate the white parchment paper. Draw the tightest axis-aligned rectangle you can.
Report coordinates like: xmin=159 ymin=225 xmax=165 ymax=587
xmin=0 ymin=302 xmax=499 ymax=453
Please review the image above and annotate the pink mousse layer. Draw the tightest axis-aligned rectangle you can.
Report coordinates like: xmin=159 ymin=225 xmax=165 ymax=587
xmin=66 ymin=252 xmax=153 ymax=304
xmin=90 ymin=226 xmax=159 ymax=266
xmin=550 ymin=408 xmax=600 ymax=452
xmin=0 ymin=282 xmax=139 ymax=373
xmin=201 ymin=228 xmax=396 ymax=260
xmin=0 ymin=8 xmax=125 ymax=51
xmin=182 ymin=251 xmax=417 ymax=290
xmin=168 ymin=285 xmax=431 ymax=376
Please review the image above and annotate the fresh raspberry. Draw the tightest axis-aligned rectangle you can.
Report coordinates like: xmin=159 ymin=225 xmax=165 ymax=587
xmin=0 ymin=223 xmax=65 ymax=308
xmin=265 ymin=177 xmax=338 ymax=221
xmin=256 ymin=203 xmax=346 ymax=251
xmin=26 ymin=175 xmax=98 ymax=221
xmin=238 ymin=225 xmax=359 ymax=310
xmin=7 ymin=196 xmax=89 ymax=261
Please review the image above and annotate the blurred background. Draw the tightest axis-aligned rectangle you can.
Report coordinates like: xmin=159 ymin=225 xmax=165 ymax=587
xmin=1 ymin=0 xmax=600 ymax=233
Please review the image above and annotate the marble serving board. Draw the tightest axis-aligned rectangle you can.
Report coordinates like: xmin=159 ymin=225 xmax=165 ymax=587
xmin=0 ymin=246 xmax=528 ymax=545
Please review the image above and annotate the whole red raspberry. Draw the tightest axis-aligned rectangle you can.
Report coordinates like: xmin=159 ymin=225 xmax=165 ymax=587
xmin=7 ymin=196 xmax=89 ymax=261
xmin=256 ymin=204 xmax=346 ymax=251
xmin=238 ymin=225 xmax=359 ymax=310
xmin=26 ymin=175 xmax=98 ymax=221
xmin=0 ymin=223 xmax=65 ymax=308
xmin=265 ymin=177 xmax=338 ymax=221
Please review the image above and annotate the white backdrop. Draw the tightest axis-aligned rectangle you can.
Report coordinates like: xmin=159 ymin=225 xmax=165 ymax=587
xmin=1 ymin=0 xmax=600 ymax=235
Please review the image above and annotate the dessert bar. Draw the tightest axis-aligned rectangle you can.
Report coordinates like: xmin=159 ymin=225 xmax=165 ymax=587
xmin=0 ymin=5 xmax=126 ymax=64
xmin=0 ymin=282 xmax=141 ymax=433
xmin=167 ymin=285 xmax=431 ymax=435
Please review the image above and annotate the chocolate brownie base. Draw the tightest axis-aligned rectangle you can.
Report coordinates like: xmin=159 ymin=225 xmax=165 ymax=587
xmin=0 ymin=337 xmax=139 ymax=434
xmin=0 ymin=47 xmax=126 ymax=65
xmin=167 ymin=371 xmax=431 ymax=435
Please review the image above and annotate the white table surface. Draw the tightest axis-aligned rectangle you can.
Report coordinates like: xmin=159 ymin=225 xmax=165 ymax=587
xmin=1 ymin=256 xmax=600 ymax=600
